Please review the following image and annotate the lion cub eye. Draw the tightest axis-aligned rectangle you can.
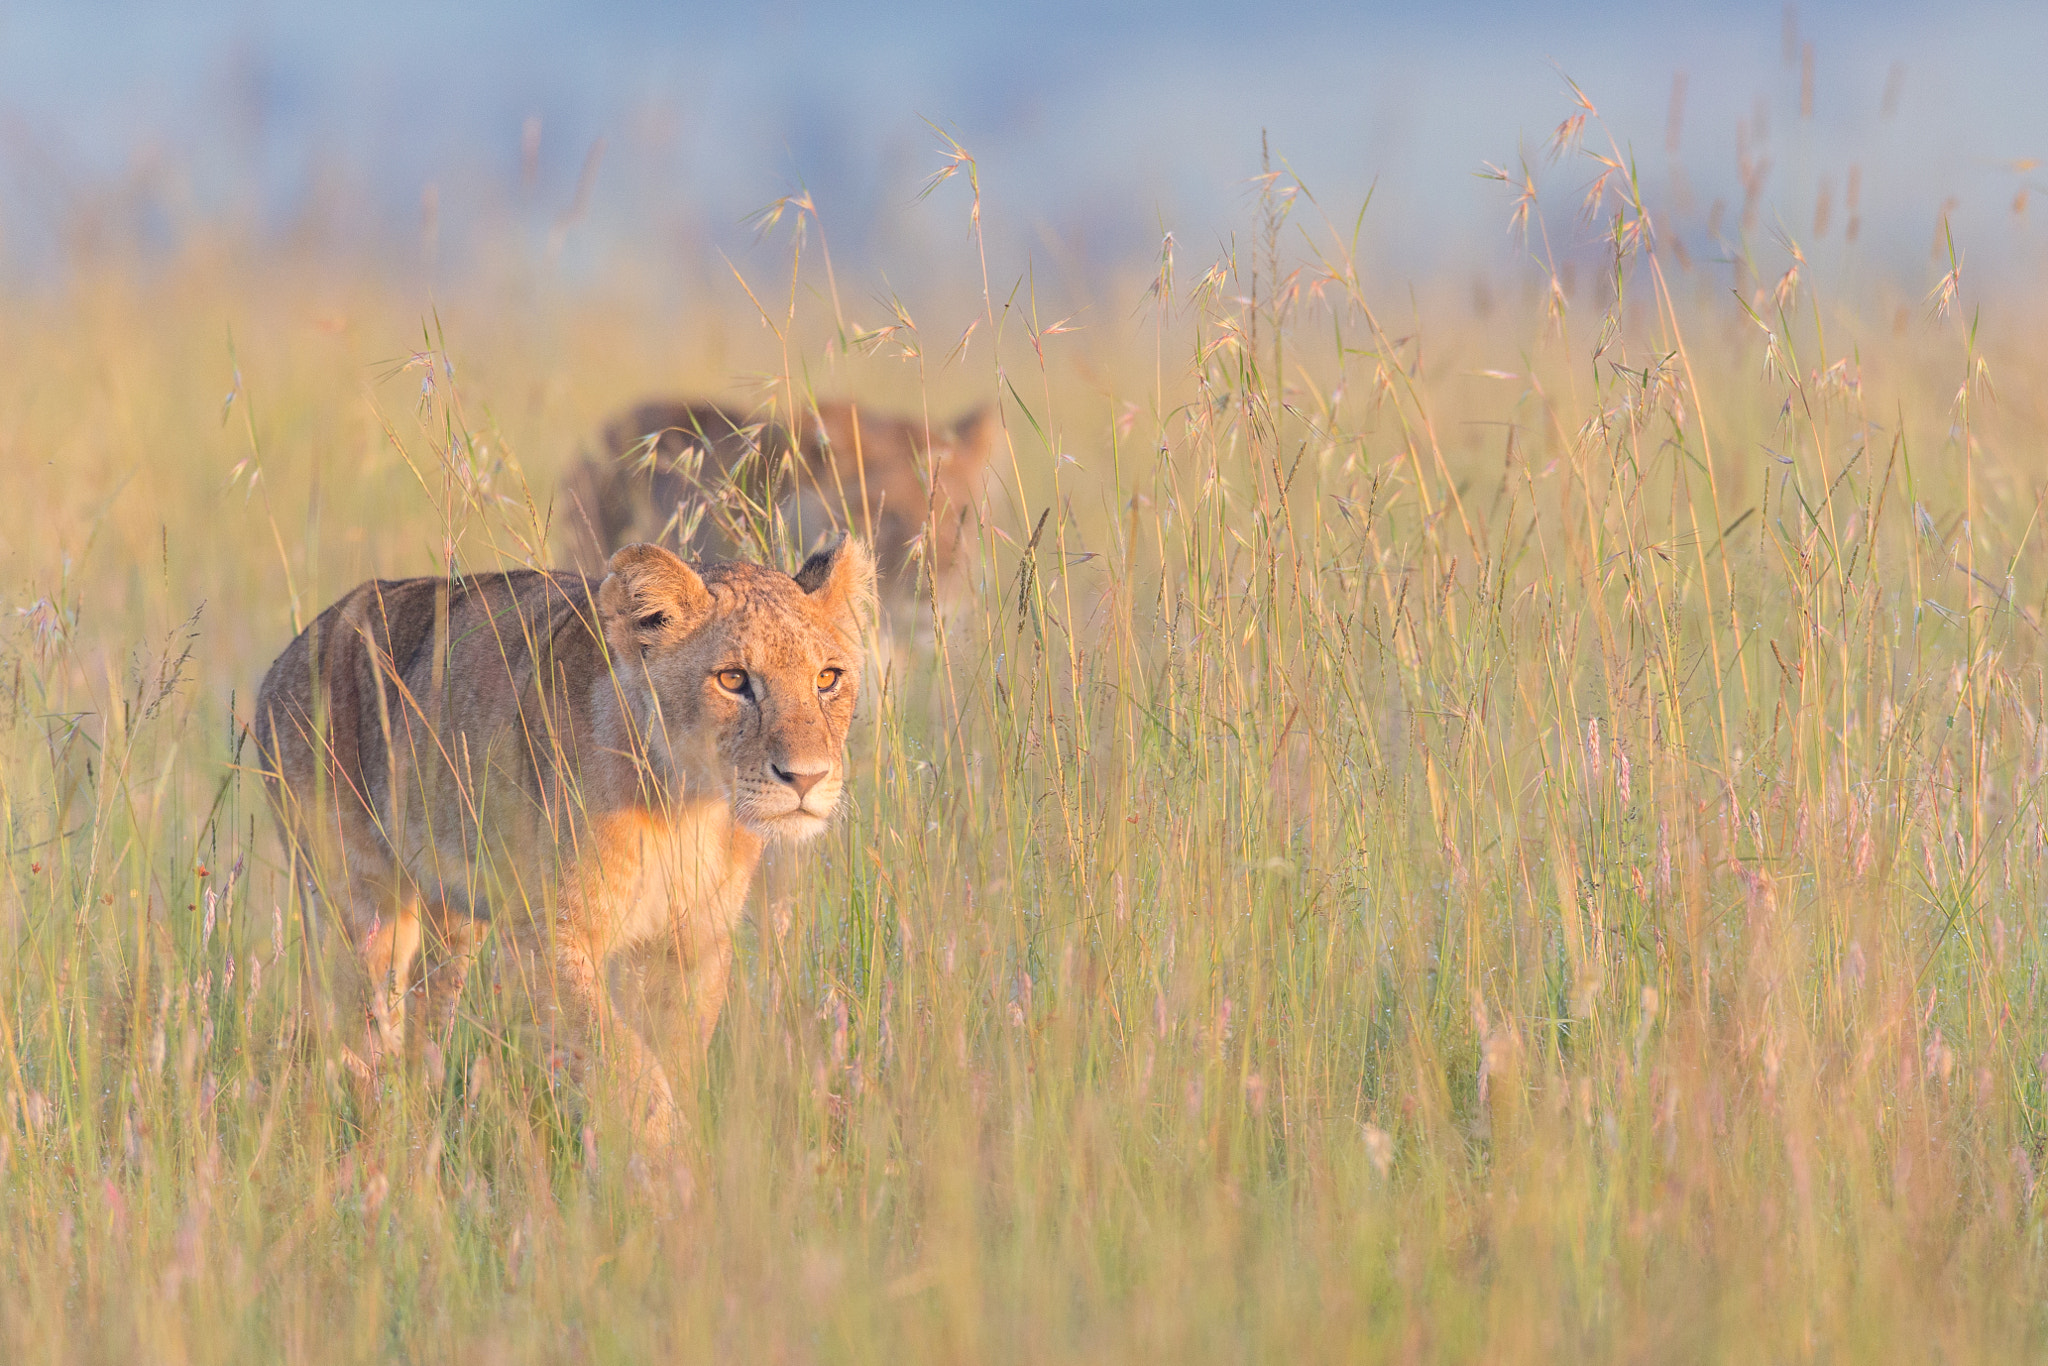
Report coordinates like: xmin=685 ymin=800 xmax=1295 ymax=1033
xmin=716 ymin=669 xmax=751 ymax=695
xmin=816 ymin=667 xmax=843 ymax=692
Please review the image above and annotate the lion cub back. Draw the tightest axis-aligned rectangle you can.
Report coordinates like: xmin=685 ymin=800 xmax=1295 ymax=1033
xmin=251 ymin=569 xmax=602 ymax=884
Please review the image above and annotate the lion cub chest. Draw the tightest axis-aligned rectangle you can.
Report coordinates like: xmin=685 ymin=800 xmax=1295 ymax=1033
xmin=590 ymin=807 xmax=759 ymax=959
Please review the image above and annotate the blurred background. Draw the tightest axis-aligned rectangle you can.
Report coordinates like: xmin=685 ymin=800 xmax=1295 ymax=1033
xmin=8 ymin=9 xmax=2048 ymax=1359
xmin=2 ymin=0 xmax=2041 ymax=310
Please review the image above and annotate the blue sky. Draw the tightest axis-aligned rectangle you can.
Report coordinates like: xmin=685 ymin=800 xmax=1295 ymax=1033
xmin=0 ymin=1 xmax=2039 ymax=291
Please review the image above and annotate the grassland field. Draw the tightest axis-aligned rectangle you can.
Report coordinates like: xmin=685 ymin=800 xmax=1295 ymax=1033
xmin=3 ymin=129 xmax=2048 ymax=1361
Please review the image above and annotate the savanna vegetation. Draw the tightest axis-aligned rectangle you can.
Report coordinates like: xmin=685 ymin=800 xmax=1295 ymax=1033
xmin=3 ymin=88 xmax=2047 ymax=1361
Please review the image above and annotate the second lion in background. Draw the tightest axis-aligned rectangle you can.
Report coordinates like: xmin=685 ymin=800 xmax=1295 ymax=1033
xmin=560 ymin=399 xmax=998 ymax=648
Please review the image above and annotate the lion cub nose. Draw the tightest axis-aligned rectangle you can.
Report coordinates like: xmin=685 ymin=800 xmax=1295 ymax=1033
xmin=770 ymin=763 xmax=829 ymax=800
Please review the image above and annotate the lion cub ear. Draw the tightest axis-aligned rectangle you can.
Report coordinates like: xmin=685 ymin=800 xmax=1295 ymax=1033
xmin=598 ymin=543 xmax=712 ymax=656
xmin=794 ymin=533 xmax=877 ymax=633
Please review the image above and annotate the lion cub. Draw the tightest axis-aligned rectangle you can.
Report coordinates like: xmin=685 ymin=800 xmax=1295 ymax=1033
xmin=560 ymin=399 xmax=996 ymax=640
xmin=253 ymin=536 xmax=874 ymax=1144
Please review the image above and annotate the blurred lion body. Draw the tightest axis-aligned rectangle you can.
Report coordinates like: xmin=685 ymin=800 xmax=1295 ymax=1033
xmin=560 ymin=399 xmax=997 ymax=636
xmin=251 ymin=538 xmax=874 ymax=1143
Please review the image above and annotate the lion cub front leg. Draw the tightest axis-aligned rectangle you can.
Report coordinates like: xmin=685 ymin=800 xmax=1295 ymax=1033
xmin=614 ymin=935 xmax=737 ymax=1083
xmin=506 ymin=931 xmax=680 ymax=1148
xmin=680 ymin=943 xmax=735 ymax=1067
xmin=324 ymin=879 xmax=421 ymax=1089
xmin=356 ymin=911 xmax=422 ymax=1067
xmin=408 ymin=912 xmax=487 ymax=1076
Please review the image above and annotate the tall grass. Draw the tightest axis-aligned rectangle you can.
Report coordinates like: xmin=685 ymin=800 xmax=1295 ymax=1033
xmin=3 ymin=102 xmax=2048 ymax=1362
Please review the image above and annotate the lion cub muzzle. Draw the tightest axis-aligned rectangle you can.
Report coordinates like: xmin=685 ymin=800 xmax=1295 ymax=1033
xmin=739 ymin=753 xmax=844 ymax=838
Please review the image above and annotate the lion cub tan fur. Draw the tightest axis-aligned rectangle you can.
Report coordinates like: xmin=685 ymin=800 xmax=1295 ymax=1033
xmin=252 ymin=536 xmax=875 ymax=1143
xmin=560 ymin=399 xmax=996 ymax=638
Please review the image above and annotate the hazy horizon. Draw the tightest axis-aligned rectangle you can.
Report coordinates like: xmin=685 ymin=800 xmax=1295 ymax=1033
xmin=2 ymin=1 xmax=2041 ymax=302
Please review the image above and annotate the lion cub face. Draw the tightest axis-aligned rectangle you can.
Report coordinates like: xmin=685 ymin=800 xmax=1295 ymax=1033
xmin=598 ymin=535 xmax=874 ymax=841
